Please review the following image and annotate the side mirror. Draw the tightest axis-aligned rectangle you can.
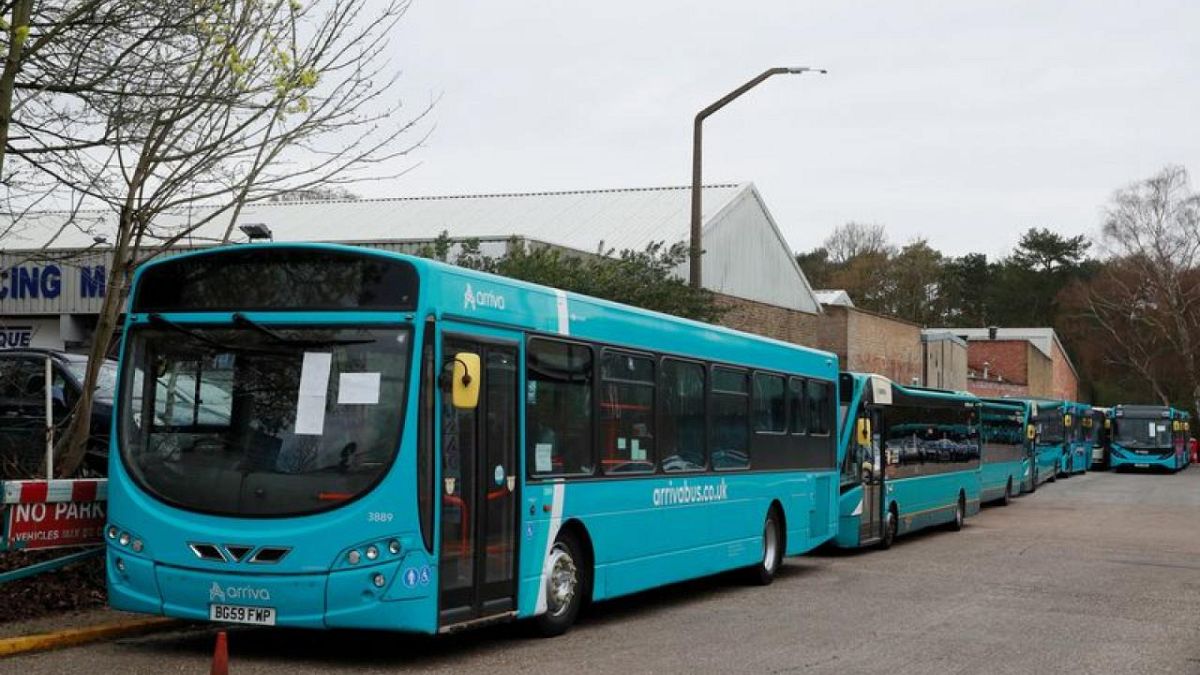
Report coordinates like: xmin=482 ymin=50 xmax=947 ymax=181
xmin=1026 ymin=424 xmax=1036 ymax=441
xmin=1063 ymin=414 xmax=1073 ymax=428
xmin=855 ymin=418 xmax=871 ymax=447
xmin=860 ymin=460 xmax=874 ymax=481
xmin=451 ymin=352 xmax=481 ymax=410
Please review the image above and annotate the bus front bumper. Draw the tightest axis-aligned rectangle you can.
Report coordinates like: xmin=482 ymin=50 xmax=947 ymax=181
xmin=1109 ymin=448 xmax=1175 ymax=470
xmin=107 ymin=548 xmax=437 ymax=632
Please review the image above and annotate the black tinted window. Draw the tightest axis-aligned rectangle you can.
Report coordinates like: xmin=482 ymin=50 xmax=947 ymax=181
xmin=753 ymin=373 xmax=786 ymax=433
xmin=134 ymin=248 xmax=418 ymax=312
xmin=600 ymin=352 xmax=654 ymax=474
xmin=527 ymin=339 xmax=593 ymax=476
xmin=660 ymin=359 xmax=705 ymax=472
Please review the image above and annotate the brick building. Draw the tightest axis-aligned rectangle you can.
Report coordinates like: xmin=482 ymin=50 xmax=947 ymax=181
xmin=930 ymin=327 xmax=1080 ymax=401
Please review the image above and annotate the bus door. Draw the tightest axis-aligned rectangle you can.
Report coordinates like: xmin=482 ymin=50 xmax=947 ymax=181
xmin=858 ymin=408 xmax=885 ymax=543
xmin=438 ymin=334 xmax=519 ymax=627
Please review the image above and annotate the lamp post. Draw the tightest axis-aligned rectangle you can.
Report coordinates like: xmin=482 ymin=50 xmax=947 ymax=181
xmin=689 ymin=66 xmax=826 ymax=289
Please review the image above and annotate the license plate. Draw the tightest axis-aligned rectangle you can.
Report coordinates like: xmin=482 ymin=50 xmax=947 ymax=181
xmin=1134 ymin=463 xmax=1149 ymax=468
xmin=209 ymin=604 xmax=276 ymax=626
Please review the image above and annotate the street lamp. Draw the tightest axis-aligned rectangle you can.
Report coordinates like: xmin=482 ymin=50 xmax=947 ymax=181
xmin=689 ymin=66 xmax=826 ymax=289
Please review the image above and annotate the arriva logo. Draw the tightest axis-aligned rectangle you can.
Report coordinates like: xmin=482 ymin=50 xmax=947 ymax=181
xmin=208 ymin=582 xmax=271 ymax=602
xmin=462 ymin=282 xmax=506 ymax=311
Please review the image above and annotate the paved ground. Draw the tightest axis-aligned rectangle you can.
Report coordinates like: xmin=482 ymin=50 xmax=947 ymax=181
xmin=9 ymin=467 xmax=1200 ymax=673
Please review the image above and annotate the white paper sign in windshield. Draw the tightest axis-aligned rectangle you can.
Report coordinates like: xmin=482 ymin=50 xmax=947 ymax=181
xmin=295 ymin=351 xmax=332 ymax=435
xmin=338 ymin=372 xmax=381 ymax=405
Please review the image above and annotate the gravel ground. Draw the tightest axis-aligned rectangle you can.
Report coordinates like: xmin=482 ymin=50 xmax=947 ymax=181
xmin=7 ymin=466 xmax=1200 ymax=673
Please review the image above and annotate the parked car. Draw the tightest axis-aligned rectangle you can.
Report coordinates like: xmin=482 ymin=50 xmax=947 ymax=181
xmin=0 ymin=348 xmax=117 ymax=477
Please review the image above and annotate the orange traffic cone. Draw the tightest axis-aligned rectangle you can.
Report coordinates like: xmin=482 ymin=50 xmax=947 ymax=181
xmin=210 ymin=630 xmax=229 ymax=675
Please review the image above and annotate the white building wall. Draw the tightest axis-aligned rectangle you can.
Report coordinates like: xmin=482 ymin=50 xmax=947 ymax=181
xmin=688 ymin=186 xmax=820 ymax=313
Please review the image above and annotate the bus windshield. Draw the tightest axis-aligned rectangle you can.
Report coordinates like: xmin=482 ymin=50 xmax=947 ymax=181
xmin=119 ymin=325 xmax=411 ymax=517
xmin=1114 ymin=416 xmax=1172 ymax=449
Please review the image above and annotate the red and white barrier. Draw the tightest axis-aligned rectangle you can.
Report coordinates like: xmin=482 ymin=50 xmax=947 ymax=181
xmin=2 ymin=479 xmax=107 ymax=505
xmin=1 ymin=479 xmax=108 ymax=552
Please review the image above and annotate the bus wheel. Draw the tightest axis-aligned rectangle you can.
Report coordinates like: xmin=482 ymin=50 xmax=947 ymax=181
xmin=878 ymin=506 xmax=898 ymax=551
xmin=535 ymin=531 xmax=585 ymax=637
xmin=749 ymin=509 xmax=784 ymax=586
xmin=949 ymin=494 xmax=965 ymax=532
xmin=1030 ymin=466 xmax=1039 ymax=492
xmin=1000 ymin=479 xmax=1012 ymax=506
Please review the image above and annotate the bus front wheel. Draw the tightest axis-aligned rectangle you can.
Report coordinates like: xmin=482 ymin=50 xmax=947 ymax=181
xmin=1000 ymin=479 xmax=1012 ymax=506
xmin=535 ymin=531 xmax=586 ymax=637
xmin=748 ymin=509 xmax=784 ymax=586
xmin=878 ymin=506 xmax=898 ymax=550
xmin=949 ymin=494 xmax=965 ymax=532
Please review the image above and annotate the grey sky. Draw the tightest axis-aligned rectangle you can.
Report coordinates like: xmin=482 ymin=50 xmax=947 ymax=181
xmin=371 ymin=0 xmax=1199 ymax=259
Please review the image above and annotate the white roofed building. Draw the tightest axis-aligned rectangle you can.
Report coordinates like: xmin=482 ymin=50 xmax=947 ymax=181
xmin=1 ymin=183 xmax=823 ymax=350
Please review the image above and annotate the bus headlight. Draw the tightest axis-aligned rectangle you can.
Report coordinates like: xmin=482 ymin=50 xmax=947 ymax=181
xmin=348 ymin=550 xmax=361 ymax=565
xmin=365 ymin=545 xmax=379 ymax=561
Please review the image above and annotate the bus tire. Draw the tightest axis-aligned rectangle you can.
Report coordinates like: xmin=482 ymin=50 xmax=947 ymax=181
xmin=1000 ymin=478 xmax=1012 ymax=506
xmin=949 ymin=493 xmax=965 ymax=532
xmin=1030 ymin=466 xmax=1039 ymax=492
xmin=878 ymin=505 xmax=898 ymax=551
xmin=535 ymin=530 xmax=586 ymax=638
xmin=748 ymin=508 xmax=784 ymax=586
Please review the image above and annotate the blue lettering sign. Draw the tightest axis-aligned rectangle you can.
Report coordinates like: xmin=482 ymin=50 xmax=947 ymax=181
xmin=0 ymin=326 xmax=33 ymax=348
xmin=80 ymin=265 xmax=106 ymax=299
xmin=0 ymin=264 xmax=64 ymax=300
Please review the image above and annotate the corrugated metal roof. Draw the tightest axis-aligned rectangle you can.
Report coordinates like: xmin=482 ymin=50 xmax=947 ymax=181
xmin=1 ymin=182 xmax=821 ymax=313
xmin=0 ymin=184 xmax=746 ymax=253
xmin=814 ymin=289 xmax=854 ymax=307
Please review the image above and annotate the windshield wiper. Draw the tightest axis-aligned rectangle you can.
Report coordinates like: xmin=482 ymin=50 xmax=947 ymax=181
xmin=231 ymin=313 xmax=375 ymax=347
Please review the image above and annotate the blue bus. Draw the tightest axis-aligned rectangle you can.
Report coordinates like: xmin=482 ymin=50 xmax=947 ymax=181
xmin=1029 ymin=400 xmax=1065 ymax=486
xmin=1087 ymin=406 xmax=1111 ymax=470
xmin=980 ymin=400 xmax=1028 ymax=504
xmin=1061 ymin=401 xmax=1092 ymax=476
xmin=834 ymin=374 xmax=981 ymax=549
xmin=1109 ymin=405 xmax=1188 ymax=472
xmin=105 ymin=243 xmax=843 ymax=636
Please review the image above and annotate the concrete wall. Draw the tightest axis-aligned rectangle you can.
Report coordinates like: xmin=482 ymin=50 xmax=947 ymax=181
xmin=923 ymin=335 xmax=967 ymax=390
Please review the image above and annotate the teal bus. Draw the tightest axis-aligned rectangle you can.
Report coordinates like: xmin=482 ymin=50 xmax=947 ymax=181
xmin=1061 ymin=401 xmax=1092 ymax=476
xmin=835 ymin=374 xmax=981 ymax=549
xmin=979 ymin=400 xmax=1028 ymax=504
xmin=1109 ymin=405 xmax=1189 ymax=472
xmin=105 ymin=243 xmax=843 ymax=636
xmin=1029 ymin=400 xmax=1065 ymax=486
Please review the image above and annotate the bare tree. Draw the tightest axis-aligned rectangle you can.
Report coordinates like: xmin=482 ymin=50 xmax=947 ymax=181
xmin=823 ymin=221 xmax=890 ymax=264
xmin=1091 ymin=165 xmax=1200 ymax=412
xmin=24 ymin=0 xmax=427 ymax=476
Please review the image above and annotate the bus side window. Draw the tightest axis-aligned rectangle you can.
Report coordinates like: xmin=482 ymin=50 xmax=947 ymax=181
xmin=660 ymin=359 xmax=705 ymax=473
xmin=599 ymin=351 xmax=655 ymax=474
xmin=788 ymin=377 xmax=806 ymax=435
xmin=806 ymin=380 xmax=832 ymax=436
xmin=710 ymin=367 xmax=749 ymax=470
xmin=526 ymin=338 xmax=594 ymax=477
